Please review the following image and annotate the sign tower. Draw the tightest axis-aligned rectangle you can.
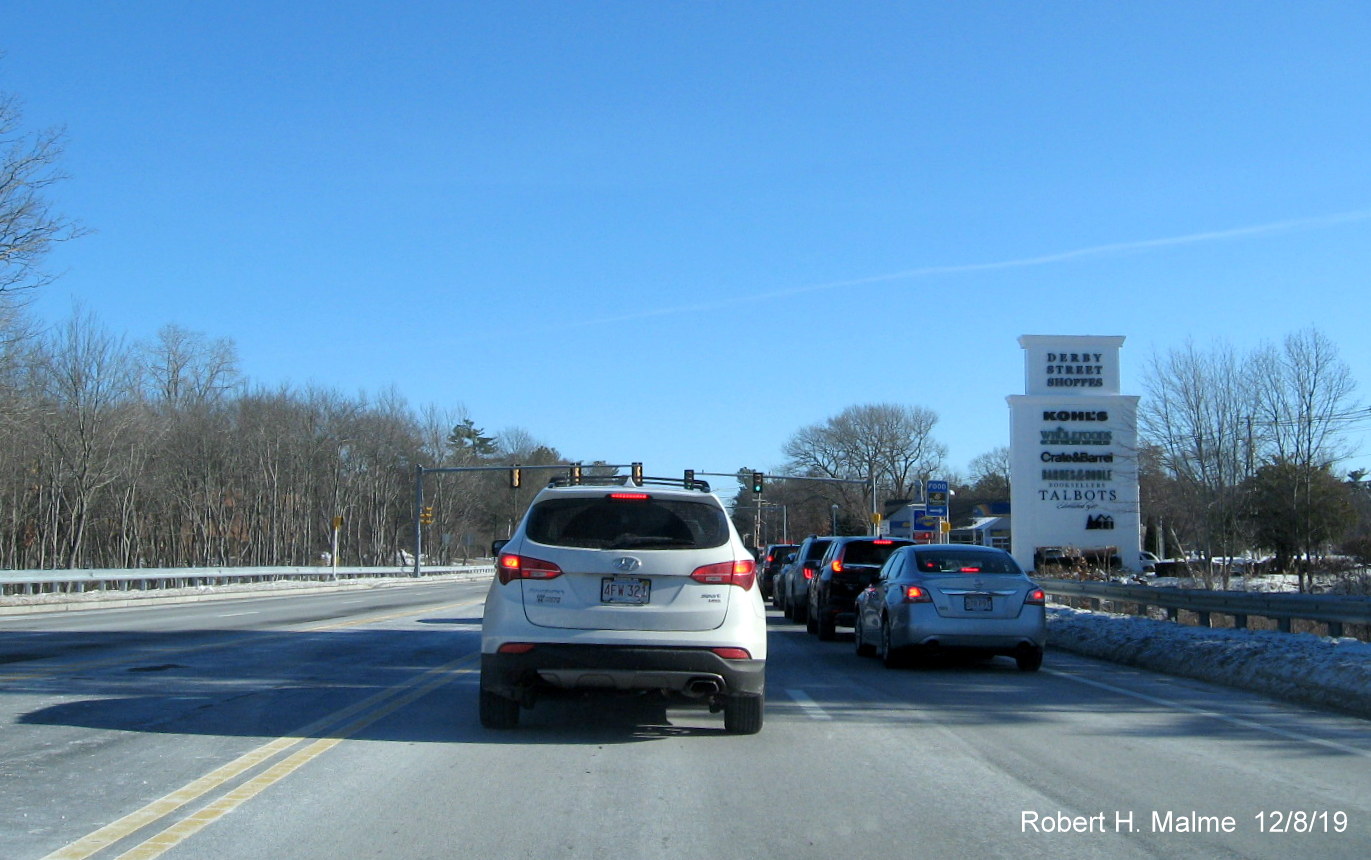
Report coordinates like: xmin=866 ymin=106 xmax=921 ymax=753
xmin=1007 ymin=335 xmax=1141 ymax=572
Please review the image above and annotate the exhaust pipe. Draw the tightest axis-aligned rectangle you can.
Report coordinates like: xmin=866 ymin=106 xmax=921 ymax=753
xmin=684 ymin=678 xmax=722 ymax=698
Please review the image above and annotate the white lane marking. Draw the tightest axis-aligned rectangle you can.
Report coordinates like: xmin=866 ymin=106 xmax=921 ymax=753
xmin=1046 ymin=668 xmax=1371 ymax=758
xmin=786 ymin=688 xmax=832 ymax=721
xmin=217 ymin=612 xmax=259 ymax=618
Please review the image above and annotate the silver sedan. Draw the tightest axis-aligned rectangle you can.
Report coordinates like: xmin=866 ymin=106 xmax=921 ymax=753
xmin=854 ymin=544 xmax=1046 ymax=671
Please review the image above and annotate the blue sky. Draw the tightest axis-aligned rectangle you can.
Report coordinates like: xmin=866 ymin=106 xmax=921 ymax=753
xmin=7 ymin=1 xmax=1371 ymax=480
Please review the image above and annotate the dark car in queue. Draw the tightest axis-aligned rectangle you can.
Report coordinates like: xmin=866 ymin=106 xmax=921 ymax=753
xmin=806 ymin=536 xmax=915 ymax=640
xmin=854 ymin=544 xmax=1046 ymax=671
xmin=758 ymin=543 xmax=797 ymax=600
xmin=776 ymin=535 xmax=833 ymax=624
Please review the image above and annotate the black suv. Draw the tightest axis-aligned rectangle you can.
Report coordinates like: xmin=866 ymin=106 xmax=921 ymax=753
xmin=807 ymin=536 xmax=915 ymax=640
xmin=779 ymin=535 xmax=834 ymax=624
xmin=758 ymin=543 xmax=797 ymax=599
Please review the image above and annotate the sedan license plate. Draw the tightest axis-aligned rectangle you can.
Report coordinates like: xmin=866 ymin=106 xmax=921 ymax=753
xmin=601 ymin=577 xmax=651 ymax=605
xmin=964 ymin=594 xmax=993 ymax=612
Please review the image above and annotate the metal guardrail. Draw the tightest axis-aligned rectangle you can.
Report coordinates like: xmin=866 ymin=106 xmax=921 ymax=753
xmin=0 ymin=563 xmax=495 ymax=598
xmin=1039 ymin=578 xmax=1371 ymax=638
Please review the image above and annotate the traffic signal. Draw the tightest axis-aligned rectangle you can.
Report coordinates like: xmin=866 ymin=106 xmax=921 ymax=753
xmin=751 ymin=471 xmax=764 ymax=494
xmin=631 ymin=462 xmax=643 ymax=484
xmin=420 ymin=505 xmax=434 ymax=525
xmin=510 ymin=467 xmax=521 ymax=488
xmin=570 ymin=463 xmax=582 ymax=484
xmin=683 ymin=469 xmax=695 ymax=487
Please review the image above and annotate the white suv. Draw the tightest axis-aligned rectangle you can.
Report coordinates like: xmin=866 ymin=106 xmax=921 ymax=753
xmin=479 ymin=475 xmax=767 ymax=733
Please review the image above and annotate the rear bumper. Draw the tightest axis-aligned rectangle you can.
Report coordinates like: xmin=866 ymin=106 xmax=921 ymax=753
xmin=814 ymin=585 xmax=864 ymax=627
xmin=481 ymin=644 xmax=766 ymax=700
xmin=899 ymin=633 xmax=1043 ymax=653
xmin=892 ymin=611 xmax=1046 ymax=654
xmin=813 ymin=601 xmax=857 ymax=628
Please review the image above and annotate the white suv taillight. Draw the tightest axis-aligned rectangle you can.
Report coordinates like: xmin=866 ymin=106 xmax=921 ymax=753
xmin=497 ymin=553 xmax=564 ymax=584
xmin=690 ymin=559 xmax=757 ymax=590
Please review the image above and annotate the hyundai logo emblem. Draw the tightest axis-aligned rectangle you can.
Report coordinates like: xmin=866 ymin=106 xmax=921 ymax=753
xmin=613 ymin=557 xmax=641 ymax=572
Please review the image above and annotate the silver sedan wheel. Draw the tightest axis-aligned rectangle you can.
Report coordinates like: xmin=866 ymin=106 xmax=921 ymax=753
xmin=854 ymin=612 xmax=876 ymax=657
xmin=880 ymin=617 xmax=902 ymax=669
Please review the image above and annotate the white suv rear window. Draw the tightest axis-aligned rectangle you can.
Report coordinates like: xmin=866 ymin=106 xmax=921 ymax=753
xmin=525 ymin=495 xmax=730 ymax=550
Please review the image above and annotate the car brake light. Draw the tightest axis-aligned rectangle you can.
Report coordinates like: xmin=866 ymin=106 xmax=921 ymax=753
xmin=873 ymin=540 xmax=892 ymax=545
xmin=690 ymin=559 xmax=756 ymax=590
xmin=902 ymin=585 xmax=932 ymax=603
xmin=831 ymin=560 xmax=843 ymax=573
xmin=497 ymin=553 xmax=563 ymax=584
xmin=960 ymin=567 xmax=982 ymax=573
xmin=803 ymin=565 xmax=816 ymax=580
xmin=711 ymin=647 xmax=752 ymax=660
xmin=608 ymin=492 xmax=650 ymax=501
xmin=1025 ymin=588 xmax=1046 ymax=605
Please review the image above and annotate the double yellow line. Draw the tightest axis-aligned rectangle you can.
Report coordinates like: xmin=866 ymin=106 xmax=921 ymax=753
xmin=38 ymin=599 xmax=485 ymax=859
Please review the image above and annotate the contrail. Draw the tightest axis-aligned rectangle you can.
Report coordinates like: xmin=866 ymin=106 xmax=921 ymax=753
xmin=549 ymin=208 xmax=1371 ymax=329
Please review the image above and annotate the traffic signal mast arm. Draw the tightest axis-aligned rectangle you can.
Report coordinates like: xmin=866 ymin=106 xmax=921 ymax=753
xmin=411 ymin=461 xmax=648 ymax=576
xmin=685 ymin=472 xmax=873 ymax=490
xmin=756 ymin=474 xmax=872 ymax=487
xmin=725 ymin=472 xmax=880 ymax=535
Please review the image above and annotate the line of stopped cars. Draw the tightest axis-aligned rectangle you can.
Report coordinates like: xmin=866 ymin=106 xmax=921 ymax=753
xmin=765 ymin=534 xmax=1048 ymax=671
xmin=478 ymin=472 xmax=1046 ymax=735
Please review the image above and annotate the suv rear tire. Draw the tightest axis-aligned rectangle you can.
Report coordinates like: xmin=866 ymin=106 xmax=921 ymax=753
xmin=816 ymin=610 xmax=836 ymax=641
xmin=479 ymin=688 xmax=520 ymax=729
xmin=722 ymin=693 xmax=764 ymax=734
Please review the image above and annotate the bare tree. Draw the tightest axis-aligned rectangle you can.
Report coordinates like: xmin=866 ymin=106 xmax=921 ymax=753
xmin=32 ymin=307 xmax=141 ymax=567
xmin=140 ymin=323 xmax=242 ymax=409
xmin=782 ymin=403 xmax=946 ymax=526
xmin=1140 ymin=330 xmax=1362 ymax=588
xmin=967 ymin=445 xmax=1011 ymax=497
xmin=1140 ymin=339 xmax=1256 ymax=584
xmin=1250 ymin=328 xmax=1360 ymax=469
xmin=1248 ymin=329 xmax=1361 ymax=588
xmin=1 ymin=89 xmax=84 ymax=298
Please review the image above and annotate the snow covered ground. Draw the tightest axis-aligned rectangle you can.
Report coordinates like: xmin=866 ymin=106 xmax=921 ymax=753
xmin=1047 ymin=604 xmax=1371 ymax=719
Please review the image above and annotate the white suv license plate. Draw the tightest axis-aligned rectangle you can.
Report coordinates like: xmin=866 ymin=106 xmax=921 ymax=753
xmin=601 ymin=577 xmax=651 ymax=605
xmin=964 ymin=594 xmax=993 ymax=612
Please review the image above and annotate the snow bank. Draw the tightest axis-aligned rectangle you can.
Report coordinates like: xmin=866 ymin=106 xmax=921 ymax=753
xmin=1049 ymin=605 xmax=1371 ymax=718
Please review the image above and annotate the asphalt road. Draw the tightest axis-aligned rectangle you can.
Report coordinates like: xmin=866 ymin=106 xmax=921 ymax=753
xmin=3 ymin=579 xmax=1369 ymax=859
